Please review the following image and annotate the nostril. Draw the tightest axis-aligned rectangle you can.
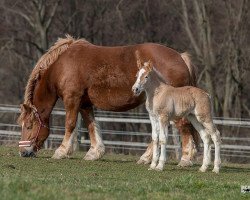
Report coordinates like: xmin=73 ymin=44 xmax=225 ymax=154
xmin=135 ymin=88 xmax=139 ymax=92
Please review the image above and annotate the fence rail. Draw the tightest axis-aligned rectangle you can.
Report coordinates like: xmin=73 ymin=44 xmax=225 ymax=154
xmin=0 ymin=105 xmax=249 ymax=161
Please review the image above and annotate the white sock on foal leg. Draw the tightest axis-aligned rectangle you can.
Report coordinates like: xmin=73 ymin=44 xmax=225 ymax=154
xmin=199 ymin=131 xmax=211 ymax=172
xmin=155 ymin=123 xmax=168 ymax=171
xmin=211 ymin=130 xmax=221 ymax=173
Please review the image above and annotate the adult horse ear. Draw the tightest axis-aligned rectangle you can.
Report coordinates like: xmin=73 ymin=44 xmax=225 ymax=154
xmin=135 ymin=50 xmax=142 ymax=69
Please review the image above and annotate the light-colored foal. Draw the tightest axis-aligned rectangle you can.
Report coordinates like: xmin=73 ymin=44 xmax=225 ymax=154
xmin=132 ymin=59 xmax=221 ymax=173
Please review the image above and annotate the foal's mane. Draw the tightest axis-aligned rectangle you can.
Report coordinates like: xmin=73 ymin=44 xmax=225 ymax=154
xmin=19 ymin=35 xmax=88 ymax=123
xmin=152 ymin=67 xmax=167 ymax=84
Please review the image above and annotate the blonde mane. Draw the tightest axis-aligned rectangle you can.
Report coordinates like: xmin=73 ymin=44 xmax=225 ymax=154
xmin=24 ymin=34 xmax=88 ymax=106
xmin=18 ymin=35 xmax=88 ymax=123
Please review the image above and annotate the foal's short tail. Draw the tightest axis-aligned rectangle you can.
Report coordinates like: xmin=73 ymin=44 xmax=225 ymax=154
xmin=181 ymin=52 xmax=197 ymax=86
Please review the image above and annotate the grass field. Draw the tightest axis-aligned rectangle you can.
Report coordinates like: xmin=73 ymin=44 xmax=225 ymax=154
xmin=0 ymin=146 xmax=249 ymax=200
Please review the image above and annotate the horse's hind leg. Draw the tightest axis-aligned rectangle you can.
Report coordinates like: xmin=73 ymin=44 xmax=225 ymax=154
xmin=52 ymin=95 xmax=81 ymax=159
xmin=175 ymin=118 xmax=199 ymax=167
xmin=211 ymin=129 xmax=221 ymax=173
xmin=202 ymin=122 xmax=221 ymax=173
xmin=187 ymin=115 xmax=211 ymax=172
xmin=80 ymin=106 xmax=105 ymax=160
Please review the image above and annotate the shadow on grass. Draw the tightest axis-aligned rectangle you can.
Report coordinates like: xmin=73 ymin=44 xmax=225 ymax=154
xmin=222 ymin=166 xmax=250 ymax=173
xmin=99 ymin=159 xmax=135 ymax=163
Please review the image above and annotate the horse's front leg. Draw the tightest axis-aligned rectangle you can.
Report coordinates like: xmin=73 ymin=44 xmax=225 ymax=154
xmin=80 ymin=106 xmax=105 ymax=160
xmin=155 ymin=116 xmax=169 ymax=171
xmin=137 ymin=114 xmax=158 ymax=165
xmin=52 ymin=96 xmax=81 ymax=159
xmin=148 ymin=115 xmax=160 ymax=170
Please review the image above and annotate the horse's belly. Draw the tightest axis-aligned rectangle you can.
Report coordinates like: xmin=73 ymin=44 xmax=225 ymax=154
xmin=87 ymin=87 xmax=144 ymax=111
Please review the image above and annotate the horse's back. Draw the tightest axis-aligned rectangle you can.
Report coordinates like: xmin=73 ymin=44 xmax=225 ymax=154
xmin=48 ymin=41 xmax=192 ymax=110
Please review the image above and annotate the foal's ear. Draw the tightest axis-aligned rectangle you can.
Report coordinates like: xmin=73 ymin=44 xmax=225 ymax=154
xmin=146 ymin=60 xmax=153 ymax=71
xmin=137 ymin=59 xmax=142 ymax=69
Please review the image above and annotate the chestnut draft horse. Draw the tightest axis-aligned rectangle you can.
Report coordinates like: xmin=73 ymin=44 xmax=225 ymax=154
xmin=18 ymin=35 xmax=198 ymax=166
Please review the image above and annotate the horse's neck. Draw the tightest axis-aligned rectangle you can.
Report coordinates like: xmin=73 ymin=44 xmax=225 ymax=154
xmin=33 ymin=77 xmax=57 ymax=122
xmin=144 ymin=70 xmax=167 ymax=103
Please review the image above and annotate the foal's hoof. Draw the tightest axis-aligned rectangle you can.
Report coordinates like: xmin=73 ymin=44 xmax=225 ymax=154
xmin=155 ymin=166 xmax=164 ymax=171
xmin=148 ymin=167 xmax=156 ymax=171
xmin=178 ymin=159 xmax=193 ymax=167
xmin=199 ymin=166 xmax=207 ymax=173
xmin=212 ymin=168 xmax=220 ymax=174
xmin=84 ymin=146 xmax=105 ymax=161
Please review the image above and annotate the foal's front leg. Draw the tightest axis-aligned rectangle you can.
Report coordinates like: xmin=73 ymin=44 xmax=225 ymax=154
xmin=138 ymin=114 xmax=157 ymax=164
xmin=149 ymin=115 xmax=160 ymax=170
xmin=155 ymin=116 xmax=169 ymax=171
xmin=52 ymin=96 xmax=80 ymax=159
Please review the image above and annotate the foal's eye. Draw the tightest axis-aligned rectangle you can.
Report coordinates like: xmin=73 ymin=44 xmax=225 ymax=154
xmin=145 ymin=76 xmax=148 ymax=79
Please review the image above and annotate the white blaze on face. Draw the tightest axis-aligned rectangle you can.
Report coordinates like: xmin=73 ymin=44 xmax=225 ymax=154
xmin=134 ymin=68 xmax=146 ymax=88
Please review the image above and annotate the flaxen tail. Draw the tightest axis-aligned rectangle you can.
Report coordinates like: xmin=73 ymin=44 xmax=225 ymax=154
xmin=180 ymin=52 xmax=197 ymax=86
xmin=24 ymin=34 xmax=76 ymax=106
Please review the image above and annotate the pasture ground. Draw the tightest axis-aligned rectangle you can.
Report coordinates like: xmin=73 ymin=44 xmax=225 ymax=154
xmin=0 ymin=146 xmax=249 ymax=200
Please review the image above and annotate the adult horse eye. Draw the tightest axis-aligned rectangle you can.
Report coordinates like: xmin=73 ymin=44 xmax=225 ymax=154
xmin=26 ymin=122 xmax=33 ymax=130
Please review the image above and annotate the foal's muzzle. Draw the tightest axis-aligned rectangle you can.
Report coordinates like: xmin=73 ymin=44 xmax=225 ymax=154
xmin=132 ymin=87 xmax=141 ymax=96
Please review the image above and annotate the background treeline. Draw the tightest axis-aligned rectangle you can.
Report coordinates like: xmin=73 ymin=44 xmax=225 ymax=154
xmin=0 ymin=0 xmax=249 ymax=118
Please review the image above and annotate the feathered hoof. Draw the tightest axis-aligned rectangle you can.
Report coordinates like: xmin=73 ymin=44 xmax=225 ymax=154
xmin=84 ymin=146 xmax=105 ymax=161
xmin=199 ymin=166 xmax=208 ymax=172
xmin=178 ymin=159 xmax=193 ymax=167
xmin=212 ymin=167 xmax=220 ymax=174
xmin=155 ymin=166 xmax=164 ymax=171
xmin=52 ymin=148 xmax=69 ymax=159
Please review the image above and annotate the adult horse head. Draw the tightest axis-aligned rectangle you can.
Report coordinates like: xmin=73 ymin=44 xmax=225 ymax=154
xmin=18 ymin=104 xmax=49 ymax=157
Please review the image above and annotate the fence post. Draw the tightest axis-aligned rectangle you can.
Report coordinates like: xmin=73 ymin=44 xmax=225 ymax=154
xmin=44 ymin=139 xmax=48 ymax=149
xmin=73 ymin=113 xmax=82 ymax=151
xmin=171 ymin=124 xmax=182 ymax=160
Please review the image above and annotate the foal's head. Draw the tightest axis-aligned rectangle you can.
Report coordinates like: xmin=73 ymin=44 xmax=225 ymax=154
xmin=132 ymin=60 xmax=153 ymax=96
xmin=18 ymin=104 xmax=49 ymax=157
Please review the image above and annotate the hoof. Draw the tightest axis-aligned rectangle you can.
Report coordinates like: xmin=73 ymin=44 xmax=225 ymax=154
xmin=155 ymin=166 xmax=164 ymax=171
xmin=178 ymin=159 xmax=193 ymax=167
xmin=212 ymin=168 xmax=220 ymax=174
xmin=84 ymin=146 xmax=105 ymax=161
xmin=52 ymin=148 xmax=68 ymax=159
xmin=199 ymin=166 xmax=207 ymax=172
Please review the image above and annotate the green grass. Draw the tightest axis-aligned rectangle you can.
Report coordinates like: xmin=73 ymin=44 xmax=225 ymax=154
xmin=0 ymin=146 xmax=249 ymax=200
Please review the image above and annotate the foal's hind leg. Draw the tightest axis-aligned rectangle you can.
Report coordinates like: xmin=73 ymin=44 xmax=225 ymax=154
xmin=202 ymin=122 xmax=221 ymax=173
xmin=187 ymin=115 xmax=211 ymax=172
xmin=211 ymin=129 xmax=221 ymax=173
xmin=52 ymin=95 xmax=81 ymax=159
xmin=80 ymin=106 xmax=105 ymax=160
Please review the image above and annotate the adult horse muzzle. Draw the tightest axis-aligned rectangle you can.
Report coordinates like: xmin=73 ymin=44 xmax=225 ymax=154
xmin=19 ymin=106 xmax=49 ymax=157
